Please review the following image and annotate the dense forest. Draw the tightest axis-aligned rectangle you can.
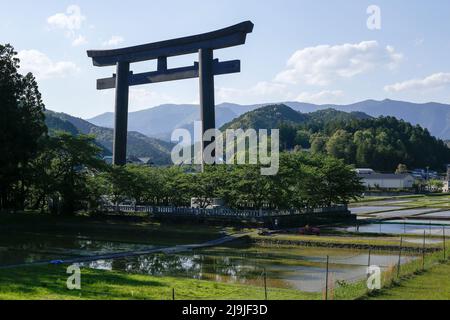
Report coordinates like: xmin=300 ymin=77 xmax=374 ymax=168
xmin=223 ymin=104 xmax=450 ymax=172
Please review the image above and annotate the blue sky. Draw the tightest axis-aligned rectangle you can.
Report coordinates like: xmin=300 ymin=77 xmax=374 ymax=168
xmin=1 ymin=0 xmax=450 ymax=118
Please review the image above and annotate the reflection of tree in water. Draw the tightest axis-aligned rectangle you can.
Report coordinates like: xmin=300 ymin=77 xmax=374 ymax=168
xmin=111 ymin=253 xmax=261 ymax=282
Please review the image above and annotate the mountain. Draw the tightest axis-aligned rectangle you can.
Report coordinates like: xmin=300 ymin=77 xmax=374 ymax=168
xmin=285 ymin=100 xmax=450 ymax=139
xmin=45 ymin=111 xmax=173 ymax=165
xmin=87 ymin=99 xmax=450 ymax=141
xmin=221 ymin=104 xmax=309 ymax=130
xmin=88 ymin=104 xmax=241 ymax=141
xmin=219 ymin=104 xmax=450 ymax=171
xmin=221 ymin=105 xmax=372 ymax=131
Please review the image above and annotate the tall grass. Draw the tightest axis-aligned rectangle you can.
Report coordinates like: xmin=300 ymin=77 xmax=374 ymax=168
xmin=332 ymin=243 xmax=449 ymax=300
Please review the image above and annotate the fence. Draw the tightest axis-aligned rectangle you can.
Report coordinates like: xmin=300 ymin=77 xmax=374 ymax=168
xmin=100 ymin=204 xmax=349 ymax=219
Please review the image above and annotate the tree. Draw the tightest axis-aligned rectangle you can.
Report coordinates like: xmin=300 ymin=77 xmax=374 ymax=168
xmin=315 ymin=156 xmax=365 ymax=206
xmin=395 ymin=164 xmax=408 ymax=174
xmin=310 ymin=133 xmax=328 ymax=154
xmin=46 ymin=133 xmax=106 ymax=214
xmin=294 ymin=130 xmax=311 ymax=149
xmin=0 ymin=44 xmax=46 ymax=210
xmin=326 ymin=130 xmax=355 ymax=164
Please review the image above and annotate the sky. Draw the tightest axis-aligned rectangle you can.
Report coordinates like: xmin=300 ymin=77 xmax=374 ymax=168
xmin=1 ymin=0 xmax=450 ymax=118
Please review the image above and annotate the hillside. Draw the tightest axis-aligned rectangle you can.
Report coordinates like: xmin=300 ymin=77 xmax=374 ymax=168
xmin=219 ymin=104 xmax=450 ymax=171
xmin=285 ymin=99 xmax=450 ymax=139
xmin=221 ymin=105 xmax=371 ymax=131
xmin=88 ymin=104 xmax=240 ymax=141
xmin=221 ymin=104 xmax=309 ymax=130
xmin=45 ymin=111 xmax=173 ymax=165
xmin=87 ymin=99 xmax=450 ymax=141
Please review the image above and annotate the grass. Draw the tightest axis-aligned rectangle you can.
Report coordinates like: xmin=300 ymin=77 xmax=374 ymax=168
xmin=251 ymin=233 xmax=442 ymax=250
xmin=353 ymin=194 xmax=450 ymax=209
xmin=333 ymin=244 xmax=450 ymax=300
xmin=0 ymin=264 xmax=319 ymax=300
xmin=366 ymin=262 xmax=450 ymax=300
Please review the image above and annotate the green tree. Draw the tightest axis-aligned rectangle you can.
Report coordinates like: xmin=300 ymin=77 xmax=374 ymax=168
xmin=48 ymin=133 xmax=106 ymax=214
xmin=310 ymin=133 xmax=328 ymax=154
xmin=395 ymin=164 xmax=408 ymax=174
xmin=0 ymin=44 xmax=46 ymax=210
xmin=326 ymin=130 xmax=355 ymax=164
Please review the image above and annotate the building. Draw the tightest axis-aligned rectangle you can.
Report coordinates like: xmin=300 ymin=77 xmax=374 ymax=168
xmin=356 ymin=169 xmax=415 ymax=190
xmin=442 ymin=181 xmax=449 ymax=193
xmin=443 ymin=164 xmax=450 ymax=193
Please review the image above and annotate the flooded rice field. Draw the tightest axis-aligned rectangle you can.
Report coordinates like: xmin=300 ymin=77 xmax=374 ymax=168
xmin=0 ymin=230 xmax=417 ymax=293
xmin=81 ymin=244 xmax=416 ymax=293
xmin=343 ymin=222 xmax=450 ymax=236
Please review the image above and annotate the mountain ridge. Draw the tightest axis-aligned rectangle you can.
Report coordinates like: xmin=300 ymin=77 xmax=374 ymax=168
xmin=87 ymin=99 xmax=450 ymax=141
xmin=45 ymin=110 xmax=174 ymax=165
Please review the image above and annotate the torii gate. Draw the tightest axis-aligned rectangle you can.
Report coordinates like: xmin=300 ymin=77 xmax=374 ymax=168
xmin=87 ymin=21 xmax=254 ymax=166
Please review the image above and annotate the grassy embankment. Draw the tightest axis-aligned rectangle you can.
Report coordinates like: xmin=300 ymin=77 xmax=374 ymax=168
xmin=331 ymin=244 xmax=450 ymax=300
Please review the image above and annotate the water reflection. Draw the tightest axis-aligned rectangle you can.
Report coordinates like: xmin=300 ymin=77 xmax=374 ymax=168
xmin=83 ymin=245 xmax=416 ymax=292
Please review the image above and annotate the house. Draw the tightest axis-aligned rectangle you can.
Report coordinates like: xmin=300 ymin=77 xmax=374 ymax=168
xmin=355 ymin=169 xmax=415 ymax=190
xmin=443 ymin=181 xmax=450 ymax=193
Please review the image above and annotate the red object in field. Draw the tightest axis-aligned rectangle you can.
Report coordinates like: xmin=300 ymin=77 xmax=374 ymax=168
xmin=298 ymin=226 xmax=320 ymax=236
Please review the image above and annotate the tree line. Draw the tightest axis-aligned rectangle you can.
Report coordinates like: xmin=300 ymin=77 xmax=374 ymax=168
xmin=279 ymin=116 xmax=450 ymax=172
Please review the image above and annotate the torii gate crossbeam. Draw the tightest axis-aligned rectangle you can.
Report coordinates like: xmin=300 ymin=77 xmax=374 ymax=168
xmin=87 ymin=21 xmax=254 ymax=167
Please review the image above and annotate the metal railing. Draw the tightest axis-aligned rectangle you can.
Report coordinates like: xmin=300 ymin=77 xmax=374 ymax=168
xmin=101 ymin=204 xmax=349 ymax=218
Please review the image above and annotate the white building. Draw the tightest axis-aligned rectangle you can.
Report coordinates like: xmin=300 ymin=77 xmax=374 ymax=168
xmin=356 ymin=170 xmax=415 ymax=190
xmin=443 ymin=181 xmax=450 ymax=193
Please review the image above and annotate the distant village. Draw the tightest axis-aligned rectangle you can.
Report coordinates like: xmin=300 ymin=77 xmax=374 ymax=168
xmin=355 ymin=165 xmax=450 ymax=194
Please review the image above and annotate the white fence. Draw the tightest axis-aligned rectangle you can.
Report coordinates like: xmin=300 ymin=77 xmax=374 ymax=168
xmin=101 ymin=204 xmax=348 ymax=219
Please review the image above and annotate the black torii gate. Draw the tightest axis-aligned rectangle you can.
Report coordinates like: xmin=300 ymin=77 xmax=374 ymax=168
xmin=87 ymin=21 xmax=254 ymax=166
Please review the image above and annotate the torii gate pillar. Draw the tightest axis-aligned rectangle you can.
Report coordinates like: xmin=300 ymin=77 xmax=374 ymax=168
xmin=199 ymin=48 xmax=216 ymax=167
xmin=114 ymin=61 xmax=130 ymax=166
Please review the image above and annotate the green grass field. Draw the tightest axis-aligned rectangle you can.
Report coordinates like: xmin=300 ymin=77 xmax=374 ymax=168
xmin=367 ymin=262 xmax=450 ymax=300
xmin=0 ymin=264 xmax=319 ymax=300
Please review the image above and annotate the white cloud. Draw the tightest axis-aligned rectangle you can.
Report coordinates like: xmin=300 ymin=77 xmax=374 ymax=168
xmin=102 ymin=36 xmax=125 ymax=47
xmin=47 ymin=5 xmax=86 ymax=35
xmin=296 ymin=90 xmax=345 ymax=104
xmin=275 ymin=41 xmax=403 ymax=86
xmin=72 ymin=35 xmax=87 ymax=47
xmin=217 ymin=81 xmax=291 ymax=103
xmin=384 ymin=72 xmax=450 ymax=93
xmin=17 ymin=50 xmax=79 ymax=80
xmin=129 ymin=88 xmax=176 ymax=107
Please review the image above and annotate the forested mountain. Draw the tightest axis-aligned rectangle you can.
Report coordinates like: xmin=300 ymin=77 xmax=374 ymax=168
xmin=221 ymin=104 xmax=309 ymax=130
xmin=221 ymin=105 xmax=372 ymax=131
xmin=87 ymin=99 xmax=450 ymax=141
xmin=221 ymin=104 xmax=450 ymax=172
xmin=45 ymin=111 xmax=173 ymax=165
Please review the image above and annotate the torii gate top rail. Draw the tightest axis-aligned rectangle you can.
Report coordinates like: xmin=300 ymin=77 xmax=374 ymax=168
xmin=87 ymin=21 xmax=254 ymax=66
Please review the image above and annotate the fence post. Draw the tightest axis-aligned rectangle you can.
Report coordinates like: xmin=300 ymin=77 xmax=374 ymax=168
xmin=443 ymin=227 xmax=446 ymax=261
xmin=397 ymin=236 xmax=403 ymax=278
xmin=263 ymin=268 xmax=268 ymax=300
xmin=422 ymin=230 xmax=426 ymax=271
xmin=325 ymin=255 xmax=329 ymax=301
xmin=172 ymin=288 xmax=175 ymax=301
xmin=368 ymin=248 xmax=372 ymax=267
